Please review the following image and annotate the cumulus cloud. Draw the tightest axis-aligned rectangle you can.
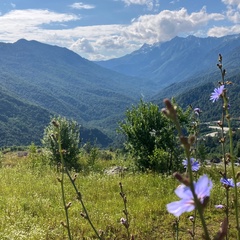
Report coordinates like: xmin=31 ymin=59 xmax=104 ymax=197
xmin=222 ymin=0 xmax=240 ymax=8
xmin=67 ymin=7 xmax=224 ymax=59
xmin=226 ymin=6 xmax=240 ymax=22
xmin=208 ymin=25 xmax=240 ymax=37
xmin=69 ymin=2 xmax=95 ymax=10
xmin=124 ymin=7 xmax=224 ymax=43
xmin=220 ymin=0 xmax=240 ymax=25
xmin=0 ymin=6 xmax=229 ymax=60
xmin=70 ymin=38 xmax=94 ymax=53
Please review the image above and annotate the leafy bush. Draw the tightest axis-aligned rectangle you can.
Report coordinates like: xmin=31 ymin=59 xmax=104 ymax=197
xmin=119 ymin=99 xmax=188 ymax=172
xmin=42 ymin=116 xmax=80 ymax=171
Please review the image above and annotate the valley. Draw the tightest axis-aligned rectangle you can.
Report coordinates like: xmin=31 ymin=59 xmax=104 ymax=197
xmin=1 ymin=34 xmax=240 ymax=147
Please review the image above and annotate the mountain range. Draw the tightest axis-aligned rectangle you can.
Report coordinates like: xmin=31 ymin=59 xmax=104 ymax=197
xmin=96 ymin=34 xmax=240 ymax=94
xmin=0 ymin=39 xmax=151 ymax=147
xmin=1 ymin=34 xmax=240 ymax=147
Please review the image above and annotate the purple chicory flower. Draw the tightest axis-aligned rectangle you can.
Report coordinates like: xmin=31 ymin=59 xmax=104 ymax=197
xmin=220 ymin=178 xmax=240 ymax=188
xmin=194 ymin=108 xmax=201 ymax=115
xmin=210 ymin=85 xmax=224 ymax=102
xmin=220 ymin=178 xmax=234 ymax=187
xmin=120 ymin=217 xmax=127 ymax=224
xmin=167 ymin=175 xmax=212 ymax=217
xmin=182 ymin=158 xmax=200 ymax=172
xmin=120 ymin=217 xmax=129 ymax=228
xmin=215 ymin=204 xmax=224 ymax=209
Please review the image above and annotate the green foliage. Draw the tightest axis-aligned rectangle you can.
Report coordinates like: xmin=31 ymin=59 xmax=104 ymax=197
xmin=87 ymin=146 xmax=99 ymax=166
xmin=148 ymin=148 xmax=169 ymax=173
xmin=119 ymin=99 xmax=188 ymax=172
xmin=42 ymin=116 xmax=80 ymax=170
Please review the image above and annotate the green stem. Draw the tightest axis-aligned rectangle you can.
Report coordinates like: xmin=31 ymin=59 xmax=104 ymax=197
xmin=220 ymin=98 xmax=229 ymax=239
xmin=120 ymin=183 xmax=130 ymax=239
xmin=174 ymin=119 xmax=210 ymax=240
xmin=192 ymin=210 xmax=196 ymax=240
xmin=65 ymin=169 xmax=102 ymax=239
xmin=225 ymin=104 xmax=240 ymax=239
xmin=55 ymin=123 xmax=101 ymax=240
xmin=176 ymin=218 xmax=179 ymax=240
xmin=57 ymin=130 xmax=72 ymax=240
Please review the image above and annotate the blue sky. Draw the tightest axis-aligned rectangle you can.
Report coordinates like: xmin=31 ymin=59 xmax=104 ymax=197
xmin=0 ymin=0 xmax=239 ymax=60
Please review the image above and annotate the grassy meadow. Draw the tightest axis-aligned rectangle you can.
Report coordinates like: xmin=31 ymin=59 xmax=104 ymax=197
xmin=0 ymin=150 xmax=239 ymax=239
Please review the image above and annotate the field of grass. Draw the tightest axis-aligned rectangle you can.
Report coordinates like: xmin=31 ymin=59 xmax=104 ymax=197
xmin=0 ymin=151 xmax=239 ymax=239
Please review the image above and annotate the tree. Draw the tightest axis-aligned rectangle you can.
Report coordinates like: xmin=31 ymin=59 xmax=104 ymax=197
xmin=119 ymin=99 xmax=187 ymax=172
xmin=42 ymin=116 xmax=80 ymax=170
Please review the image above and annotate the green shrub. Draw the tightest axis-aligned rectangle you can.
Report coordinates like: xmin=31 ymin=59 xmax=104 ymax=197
xmin=119 ymin=99 xmax=188 ymax=172
xmin=42 ymin=116 xmax=81 ymax=171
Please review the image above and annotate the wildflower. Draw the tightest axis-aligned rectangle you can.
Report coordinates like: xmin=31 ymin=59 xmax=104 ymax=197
xmin=182 ymin=158 xmax=200 ymax=172
xmin=210 ymin=85 xmax=224 ymax=102
xmin=215 ymin=204 xmax=224 ymax=209
xmin=120 ymin=217 xmax=129 ymax=228
xmin=167 ymin=175 xmax=212 ymax=217
xmin=189 ymin=216 xmax=194 ymax=222
xmin=220 ymin=178 xmax=240 ymax=188
xmin=193 ymin=108 xmax=201 ymax=115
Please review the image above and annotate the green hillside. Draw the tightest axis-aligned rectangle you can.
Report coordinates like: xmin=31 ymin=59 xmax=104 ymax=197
xmin=0 ymin=39 xmax=152 ymax=147
xmin=0 ymin=88 xmax=50 ymax=146
xmin=174 ymin=73 xmax=240 ymax=123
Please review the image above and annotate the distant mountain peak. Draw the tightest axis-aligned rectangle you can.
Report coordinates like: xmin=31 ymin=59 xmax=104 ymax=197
xmin=96 ymin=33 xmax=240 ymax=91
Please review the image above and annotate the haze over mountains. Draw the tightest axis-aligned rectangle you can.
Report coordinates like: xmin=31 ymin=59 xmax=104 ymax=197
xmin=1 ymin=34 xmax=240 ymax=147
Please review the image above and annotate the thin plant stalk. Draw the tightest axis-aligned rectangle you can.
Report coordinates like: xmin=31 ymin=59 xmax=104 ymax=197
xmin=65 ymin=169 xmax=102 ymax=239
xmin=224 ymin=97 xmax=240 ymax=239
xmin=218 ymin=55 xmax=239 ymax=239
xmin=219 ymin=86 xmax=229 ymax=240
xmin=191 ymin=210 xmax=197 ymax=240
xmin=163 ymin=100 xmax=210 ymax=240
xmin=119 ymin=182 xmax=131 ymax=239
xmin=184 ymin=149 xmax=210 ymax=240
xmin=57 ymin=129 xmax=72 ymax=240
xmin=175 ymin=218 xmax=179 ymax=240
xmin=55 ymin=122 xmax=102 ymax=240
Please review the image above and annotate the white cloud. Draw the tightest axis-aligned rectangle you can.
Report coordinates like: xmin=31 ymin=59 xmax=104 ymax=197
xmin=222 ymin=0 xmax=240 ymax=8
xmin=0 ymin=9 xmax=78 ymax=28
xmin=221 ymin=0 xmax=240 ymax=24
xmin=64 ymin=7 xmax=225 ymax=60
xmin=226 ymin=6 xmax=240 ymax=22
xmin=69 ymin=2 xmax=95 ymax=10
xmin=0 ymin=7 xmax=229 ymax=60
xmin=70 ymin=38 xmax=94 ymax=53
xmin=121 ymin=0 xmax=159 ymax=11
xmin=0 ymin=9 xmax=79 ymax=42
xmin=208 ymin=24 xmax=240 ymax=36
xmin=124 ymin=7 xmax=224 ymax=44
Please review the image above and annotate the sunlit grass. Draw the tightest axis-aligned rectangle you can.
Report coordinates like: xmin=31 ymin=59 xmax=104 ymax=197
xmin=0 ymin=153 xmax=239 ymax=239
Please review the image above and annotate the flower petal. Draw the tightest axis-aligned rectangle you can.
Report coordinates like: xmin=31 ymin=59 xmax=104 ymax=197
xmin=175 ymin=184 xmax=192 ymax=199
xmin=195 ymin=175 xmax=212 ymax=199
xmin=167 ymin=199 xmax=195 ymax=217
